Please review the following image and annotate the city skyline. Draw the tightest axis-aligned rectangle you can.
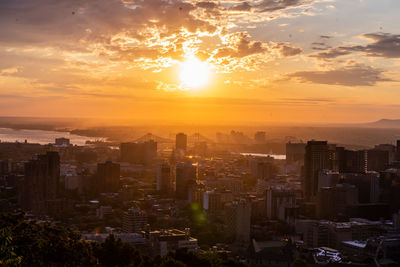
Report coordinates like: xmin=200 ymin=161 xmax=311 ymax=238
xmin=1 ymin=0 xmax=400 ymax=124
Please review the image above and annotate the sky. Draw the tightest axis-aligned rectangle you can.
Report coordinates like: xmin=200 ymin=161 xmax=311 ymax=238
xmin=0 ymin=0 xmax=399 ymax=125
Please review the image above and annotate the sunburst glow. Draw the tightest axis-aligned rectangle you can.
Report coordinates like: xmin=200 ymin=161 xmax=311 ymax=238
xmin=179 ymin=57 xmax=211 ymax=88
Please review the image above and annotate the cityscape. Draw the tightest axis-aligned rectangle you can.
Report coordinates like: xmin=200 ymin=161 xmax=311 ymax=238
xmin=0 ymin=128 xmax=400 ymax=266
xmin=1 ymin=0 xmax=400 ymax=266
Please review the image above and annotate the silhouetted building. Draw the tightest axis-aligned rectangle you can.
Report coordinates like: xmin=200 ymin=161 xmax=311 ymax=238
xmin=175 ymin=162 xmax=197 ymax=200
xmin=367 ymin=149 xmax=389 ymax=171
xmin=396 ymin=140 xmax=400 ymax=161
xmin=374 ymin=144 xmax=396 ymax=163
xmin=156 ymin=162 xmax=173 ymax=195
xmin=97 ymin=161 xmax=120 ymax=193
xmin=225 ymin=199 xmax=251 ymax=243
xmin=266 ymin=188 xmax=297 ymax=222
xmin=380 ymin=168 xmax=400 ymax=213
xmin=203 ymin=190 xmax=223 ymax=216
xmin=19 ymin=151 xmax=60 ymax=214
xmin=318 ymin=169 xmax=341 ymax=191
xmin=286 ymin=142 xmax=306 ymax=164
xmin=120 ymin=140 xmax=157 ymax=164
xmin=343 ymin=172 xmax=380 ymax=203
xmin=336 ymin=147 xmax=367 ymax=173
xmin=175 ymin=133 xmax=187 ymax=151
xmin=304 ymin=141 xmax=337 ymax=201
xmin=0 ymin=160 xmax=10 ymax=175
xmin=316 ymin=183 xmax=358 ymax=219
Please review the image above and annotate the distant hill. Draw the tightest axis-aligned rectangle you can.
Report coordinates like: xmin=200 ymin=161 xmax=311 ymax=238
xmin=360 ymin=119 xmax=400 ymax=128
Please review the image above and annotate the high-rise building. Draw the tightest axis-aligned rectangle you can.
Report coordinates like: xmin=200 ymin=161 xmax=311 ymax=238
xmin=0 ymin=159 xmax=10 ymax=175
xmin=316 ymin=183 xmax=358 ymax=219
xmin=343 ymin=172 xmax=380 ymax=203
xmin=225 ymin=199 xmax=251 ymax=243
xmin=266 ymin=189 xmax=297 ymax=220
xmin=336 ymin=147 xmax=367 ymax=173
xmin=120 ymin=140 xmax=157 ymax=164
xmin=254 ymin=131 xmax=266 ymax=144
xmin=175 ymin=162 xmax=197 ymax=200
xmin=203 ymin=190 xmax=223 ymax=216
xmin=156 ymin=162 xmax=173 ymax=195
xmin=396 ymin=140 xmax=400 ymax=161
xmin=122 ymin=207 xmax=147 ymax=233
xmin=318 ymin=169 xmax=341 ymax=192
xmin=97 ymin=161 xmax=120 ymax=193
xmin=304 ymin=141 xmax=337 ymax=201
xmin=286 ymin=142 xmax=306 ymax=165
xmin=19 ymin=151 xmax=60 ymax=214
xmin=367 ymin=149 xmax=389 ymax=171
xmin=176 ymin=133 xmax=187 ymax=151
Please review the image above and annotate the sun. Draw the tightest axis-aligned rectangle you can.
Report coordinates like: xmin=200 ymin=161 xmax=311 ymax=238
xmin=179 ymin=57 xmax=211 ymax=89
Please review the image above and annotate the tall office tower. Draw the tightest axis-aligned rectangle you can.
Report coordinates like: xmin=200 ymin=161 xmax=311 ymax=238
xmin=0 ymin=159 xmax=10 ymax=175
xmin=336 ymin=148 xmax=367 ymax=173
xmin=203 ymin=190 xmax=223 ymax=217
xmin=175 ymin=162 xmax=197 ymax=200
xmin=316 ymin=183 xmax=358 ymax=219
xmin=286 ymin=142 xmax=306 ymax=165
xmin=20 ymin=151 xmax=60 ymax=214
xmin=304 ymin=141 xmax=337 ymax=201
xmin=254 ymin=131 xmax=266 ymax=144
xmin=120 ymin=140 xmax=157 ymax=164
xmin=367 ymin=149 xmax=389 ymax=171
xmin=156 ymin=162 xmax=173 ymax=195
xmin=97 ymin=161 xmax=120 ymax=193
xmin=397 ymin=140 xmax=400 ymax=161
xmin=176 ymin=133 xmax=187 ymax=151
xmin=122 ymin=207 xmax=147 ymax=233
xmin=343 ymin=172 xmax=380 ymax=203
xmin=266 ymin=189 xmax=297 ymax=220
xmin=225 ymin=199 xmax=251 ymax=243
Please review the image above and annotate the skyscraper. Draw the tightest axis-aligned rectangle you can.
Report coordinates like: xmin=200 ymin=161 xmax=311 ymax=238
xmin=286 ymin=142 xmax=306 ymax=165
xmin=176 ymin=133 xmax=187 ymax=151
xmin=97 ymin=161 xmax=120 ymax=193
xmin=175 ymin=162 xmax=197 ymax=200
xmin=304 ymin=141 xmax=337 ymax=201
xmin=156 ymin=162 xmax=173 ymax=195
xmin=20 ymin=151 xmax=60 ymax=214
xmin=225 ymin=199 xmax=251 ymax=243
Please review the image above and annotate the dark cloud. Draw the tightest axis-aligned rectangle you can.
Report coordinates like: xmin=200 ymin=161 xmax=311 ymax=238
xmin=350 ymin=33 xmax=400 ymax=58
xmin=275 ymin=43 xmax=303 ymax=56
xmin=286 ymin=64 xmax=393 ymax=86
xmin=311 ymin=33 xmax=400 ymax=60
xmin=310 ymin=47 xmax=351 ymax=60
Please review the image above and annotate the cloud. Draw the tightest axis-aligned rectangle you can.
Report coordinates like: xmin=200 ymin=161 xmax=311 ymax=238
xmin=274 ymin=43 xmax=303 ymax=57
xmin=286 ymin=64 xmax=393 ymax=86
xmin=311 ymin=32 xmax=400 ymax=60
xmin=215 ymin=33 xmax=267 ymax=58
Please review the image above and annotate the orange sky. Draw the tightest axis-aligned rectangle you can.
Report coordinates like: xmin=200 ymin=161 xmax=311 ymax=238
xmin=0 ymin=0 xmax=400 ymax=124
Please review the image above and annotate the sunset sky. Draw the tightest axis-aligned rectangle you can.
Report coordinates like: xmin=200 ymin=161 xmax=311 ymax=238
xmin=0 ymin=0 xmax=399 ymax=124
